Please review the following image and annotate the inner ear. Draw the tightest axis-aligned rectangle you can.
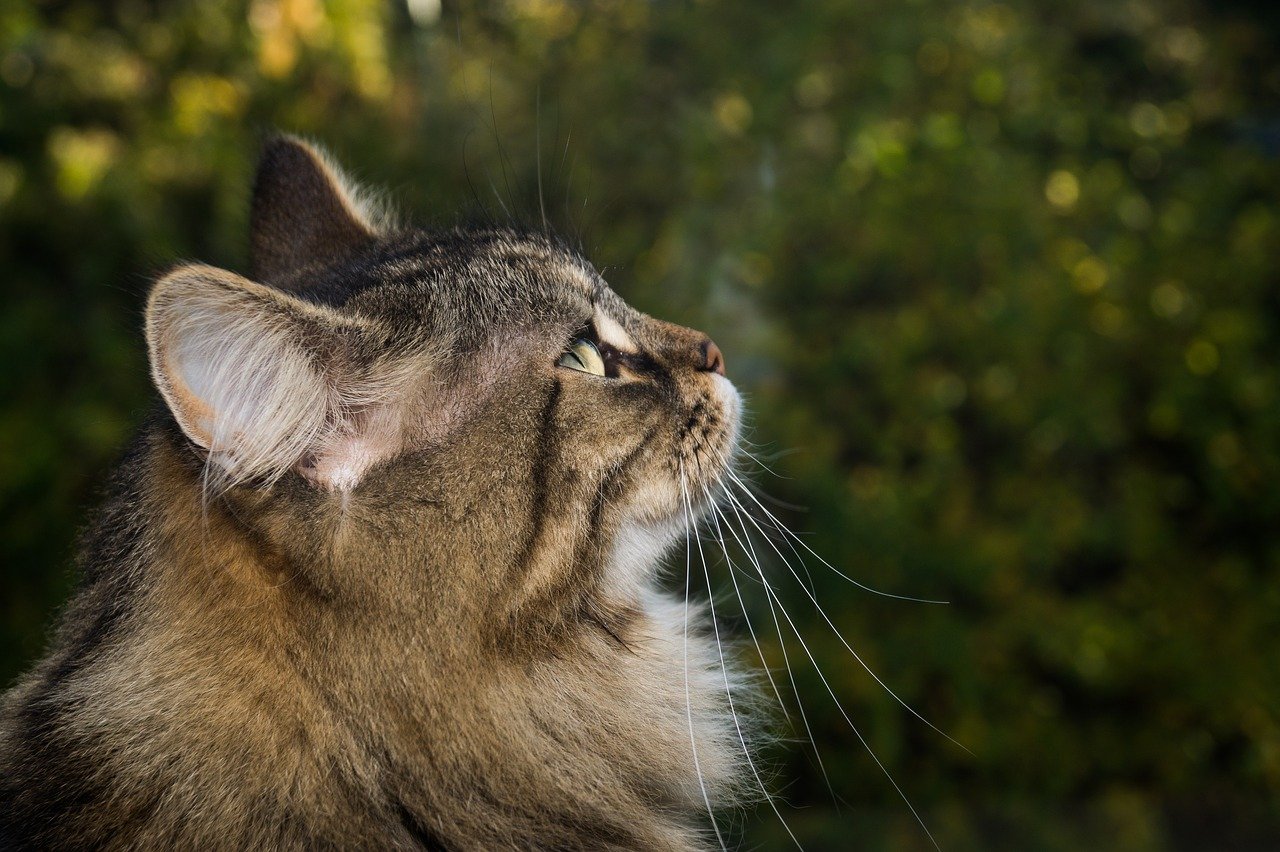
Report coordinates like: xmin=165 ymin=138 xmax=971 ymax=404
xmin=250 ymin=135 xmax=381 ymax=286
xmin=145 ymin=264 xmax=420 ymax=492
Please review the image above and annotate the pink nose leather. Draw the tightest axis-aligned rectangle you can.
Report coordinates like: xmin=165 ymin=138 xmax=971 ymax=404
xmin=700 ymin=339 xmax=725 ymax=376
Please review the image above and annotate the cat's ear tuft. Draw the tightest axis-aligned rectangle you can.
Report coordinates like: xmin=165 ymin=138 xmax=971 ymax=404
xmin=145 ymin=264 xmax=410 ymax=491
xmin=250 ymin=135 xmax=383 ymax=285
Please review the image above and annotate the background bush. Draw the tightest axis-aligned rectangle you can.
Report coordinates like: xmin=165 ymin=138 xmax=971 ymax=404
xmin=2 ymin=1 xmax=1278 ymax=848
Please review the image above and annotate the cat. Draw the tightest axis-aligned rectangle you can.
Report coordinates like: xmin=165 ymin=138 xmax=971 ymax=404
xmin=0 ymin=136 xmax=754 ymax=850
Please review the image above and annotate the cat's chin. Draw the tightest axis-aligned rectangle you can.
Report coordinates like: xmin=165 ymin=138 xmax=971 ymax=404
xmin=604 ymin=466 xmax=738 ymax=600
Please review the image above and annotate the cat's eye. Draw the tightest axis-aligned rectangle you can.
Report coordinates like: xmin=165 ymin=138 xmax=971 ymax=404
xmin=557 ymin=338 xmax=606 ymax=376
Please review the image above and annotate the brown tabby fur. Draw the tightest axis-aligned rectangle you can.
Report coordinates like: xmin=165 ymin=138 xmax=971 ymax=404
xmin=0 ymin=137 xmax=751 ymax=850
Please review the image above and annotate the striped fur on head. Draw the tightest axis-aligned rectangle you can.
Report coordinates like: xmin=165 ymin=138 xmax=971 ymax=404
xmin=0 ymin=136 xmax=752 ymax=850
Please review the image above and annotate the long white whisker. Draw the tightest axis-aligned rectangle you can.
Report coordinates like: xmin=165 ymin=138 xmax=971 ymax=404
xmin=684 ymin=475 xmax=803 ymax=851
xmin=736 ymin=446 xmax=788 ymax=479
xmin=680 ymin=462 xmax=727 ymax=851
xmin=721 ymin=484 xmax=971 ymax=756
xmin=718 ymin=486 xmax=840 ymax=805
xmin=717 ymin=441 xmax=938 ymax=604
xmin=726 ymin=469 xmax=949 ymax=605
xmin=753 ymin=553 xmax=941 ymax=851
xmin=703 ymin=498 xmax=790 ymax=722
xmin=716 ymin=488 xmax=936 ymax=844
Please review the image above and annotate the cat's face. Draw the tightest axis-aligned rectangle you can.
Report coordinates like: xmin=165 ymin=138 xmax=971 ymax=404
xmin=145 ymin=137 xmax=739 ymax=631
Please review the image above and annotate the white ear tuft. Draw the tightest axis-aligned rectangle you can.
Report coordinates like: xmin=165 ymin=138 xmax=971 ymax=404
xmin=145 ymin=264 xmax=399 ymax=491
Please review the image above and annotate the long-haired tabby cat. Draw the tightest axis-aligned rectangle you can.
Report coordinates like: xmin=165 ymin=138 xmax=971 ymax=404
xmin=0 ymin=137 xmax=754 ymax=850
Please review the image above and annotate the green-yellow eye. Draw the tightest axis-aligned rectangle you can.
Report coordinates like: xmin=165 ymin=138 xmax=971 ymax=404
xmin=557 ymin=338 xmax=606 ymax=376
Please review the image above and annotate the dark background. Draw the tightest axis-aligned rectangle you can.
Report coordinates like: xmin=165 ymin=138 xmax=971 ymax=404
xmin=2 ymin=1 xmax=1279 ymax=848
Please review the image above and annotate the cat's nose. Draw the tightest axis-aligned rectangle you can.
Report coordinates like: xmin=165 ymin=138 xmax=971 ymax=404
xmin=698 ymin=338 xmax=726 ymax=376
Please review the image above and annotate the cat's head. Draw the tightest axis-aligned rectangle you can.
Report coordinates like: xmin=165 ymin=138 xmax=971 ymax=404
xmin=145 ymin=136 xmax=740 ymax=636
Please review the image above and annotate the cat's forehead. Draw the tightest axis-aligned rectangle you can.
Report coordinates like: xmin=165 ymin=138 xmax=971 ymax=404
xmin=322 ymin=227 xmax=635 ymax=338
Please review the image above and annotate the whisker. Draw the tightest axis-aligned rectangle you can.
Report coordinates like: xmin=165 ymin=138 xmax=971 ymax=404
xmin=712 ymin=454 xmax=820 ymax=595
xmin=735 ymin=447 xmax=792 ymax=482
xmin=719 ymin=484 xmax=971 ymax=756
xmin=717 ymin=489 xmax=840 ymax=806
xmin=679 ymin=462 xmax=727 ymax=851
xmin=487 ymin=176 xmax=512 ymax=220
xmin=726 ymin=469 xmax=949 ymax=605
xmin=535 ymin=84 xmax=547 ymax=234
xmin=712 ymin=472 xmax=940 ymax=847
xmin=487 ymin=67 xmax=518 ymax=221
xmin=684 ymin=475 xmax=803 ymax=851
xmin=702 ymin=497 xmax=790 ymax=722
xmin=748 ymin=551 xmax=941 ymax=852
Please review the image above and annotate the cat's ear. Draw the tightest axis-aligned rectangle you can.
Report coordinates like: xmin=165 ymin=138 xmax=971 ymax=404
xmin=249 ymin=135 xmax=382 ymax=285
xmin=146 ymin=263 xmax=413 ymax=491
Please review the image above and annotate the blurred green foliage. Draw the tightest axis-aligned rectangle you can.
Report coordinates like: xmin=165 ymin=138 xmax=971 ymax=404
xmin=2 ymin=0 xmax=1279 ymax=848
